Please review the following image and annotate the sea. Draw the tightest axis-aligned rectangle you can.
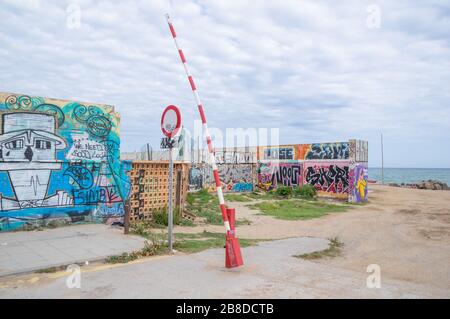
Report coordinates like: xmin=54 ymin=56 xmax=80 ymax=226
xmin=369 ymin=168 xmax=450 ymax=185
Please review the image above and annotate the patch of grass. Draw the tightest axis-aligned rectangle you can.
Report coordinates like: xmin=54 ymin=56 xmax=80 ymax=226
xmin=174 ymin=231 xmax=262 ymax=254
xmin=293 ymin=184 xmax=317 ymax=199
xmin=106 ymin=252 xmax=139 ymax=264
xmin=35 ymin=267 xmax=59 ymax=273
xmin=275 ymin=186 xmax=292 ymax=198
xmin=106 ymin=232 xmax=167 ymax=264
xmin=248 ymin=199 xmax=351 ymax=220
xmin=347 ymin=200 xmax=370 ymax=206
xmin=243 ymin=190 xmax=277 ymax=200
xmin=186 ymin=189 xmax=222 ymax=225
xmin=236 ymin=218 xmax=252 ymax=226
xmin=294 ymin=237 xmax=344 ymax=260
xmin=178 ymin=218 xmax=196 ymax=227
xmin=225 ymin=194 xmax=254 ymax=202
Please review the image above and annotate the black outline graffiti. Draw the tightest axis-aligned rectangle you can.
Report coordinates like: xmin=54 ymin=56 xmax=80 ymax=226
xmin=305 ymin=165 xmax=349 ymax=193
xmin=64 ymin=165 xmax=94 ymax=189
xmin=305 ymin=143 xmax=349 ymax=160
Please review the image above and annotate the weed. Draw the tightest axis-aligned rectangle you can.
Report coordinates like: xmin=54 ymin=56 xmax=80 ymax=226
xmin=174 ymin=231 xmax=262 ymax=254
xmin=294 ymin=237 xmax=344 ymax=260
xmin=236 ymin=218 xmax=252 ymax=226
xmin=293 ymin=184 xmax=317 ymax=199
xmin=106 ymin=231 xmax=168 ymax=264
xmin=35 ymin=267 xmax=59 ymax=273
xmin=275 ymin=186 xmax=292 ymax=198
xmin=225 ymin=194 xmax=253 ymax=202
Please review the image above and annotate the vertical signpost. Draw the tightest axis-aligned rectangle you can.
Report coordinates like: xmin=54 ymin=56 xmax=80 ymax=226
xmin=161 ymin=105 xmax=182 ymax=253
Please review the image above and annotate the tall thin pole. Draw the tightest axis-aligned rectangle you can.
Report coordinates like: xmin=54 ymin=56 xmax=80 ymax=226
xmin=197 ymin=136 xmax=201 ymax=164
xmin=168 ymin=143 xmax=174 ymax=252
xmin=146 ymin=143 xmax=151 ymax=161
xmin=165 ymin=14 xmax=230 ymax=232
xmin=381 ymin=133 xmax=384 ymax=185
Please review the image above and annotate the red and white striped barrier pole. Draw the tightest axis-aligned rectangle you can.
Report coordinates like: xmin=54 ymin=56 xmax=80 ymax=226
xmin=165 ymin=14 xmax=243 ymax=268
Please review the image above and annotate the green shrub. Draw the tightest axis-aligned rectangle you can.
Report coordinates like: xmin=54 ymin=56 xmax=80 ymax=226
xmin=186 ymin=192 xmax=195 ymax=205
xmin=197 ymin=188 xmax=210 ymax=196
xmin=275 ymin=186 xmax=292 ymax=197
xmin=152 ymin=207 xmax=182 ymax=226
xmin=293 ymin=184 xmax=317 ymax=199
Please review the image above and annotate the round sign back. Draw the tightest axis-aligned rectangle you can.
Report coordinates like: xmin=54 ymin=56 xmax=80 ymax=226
xmin=161 ymin=105 xmax=182 ymax=138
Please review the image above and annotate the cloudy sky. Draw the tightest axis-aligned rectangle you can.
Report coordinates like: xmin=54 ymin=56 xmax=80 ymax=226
xmin=1 ymin=0 xmax=449 ymax=167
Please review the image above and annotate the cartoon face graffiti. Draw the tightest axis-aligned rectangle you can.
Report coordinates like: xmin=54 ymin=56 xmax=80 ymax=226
xmin=0 ymin=112 xmax=72 ymax=210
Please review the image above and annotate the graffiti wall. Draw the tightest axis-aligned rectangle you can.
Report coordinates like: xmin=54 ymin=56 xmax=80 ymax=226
xmin=257 ymin=162 xmax=302 ymax=191
xmin=188 ymin=166 xmax=203 ymax=191
xmin=303 ymin=161 xmax=349 ymax=199
xmin=188 ymin=140 xmax=367 ymax=201
xmin=218 ymin=164 xmax=254 ymax=192
xmin=188 ymin=164 xmax=255 ymax=192
xmin=349 ymin=139 xmax=368 ymax=163
xmin=349 ymin=163 xmax=368 ymax=203
xmin=299 ymin=142 xmax=349 ymax=160
xmin=257 ymin=145 xmax=297 ymax=161
xmin=0 ymin=93 xmax=130 ymax=231
xmin=214 ymin=151 xmax=255 ymax=164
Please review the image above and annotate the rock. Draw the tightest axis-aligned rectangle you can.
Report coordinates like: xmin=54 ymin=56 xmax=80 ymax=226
xmin=416 ymin=180 xmax=449 ymax=190
xmin=424 ymin=182 xmax=435 ymax=190
xmin=389 ymin=183 xmax=400 ymax=187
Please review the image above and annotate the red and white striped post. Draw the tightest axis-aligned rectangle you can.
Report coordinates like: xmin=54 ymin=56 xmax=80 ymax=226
xmin=165 ymin=14 xmax=243 ymax=268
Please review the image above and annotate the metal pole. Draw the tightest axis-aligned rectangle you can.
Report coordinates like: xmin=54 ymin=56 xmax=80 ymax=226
xmin=147 ymin=143 xmax=151 ymax=161
xmin=381 ymin=133 xmax=384 ymax=185
xmin=168 ymin=141 xmax=174 ymax=252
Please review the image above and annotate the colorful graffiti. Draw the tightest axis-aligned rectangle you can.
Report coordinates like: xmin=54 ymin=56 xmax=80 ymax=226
xmin=303 ymin=163 xmax=349 ymax=195
xmin=188 ymin=164 xmax=255 ymax=192
xmin=349 ymin=163 xmax=368 ymax=203
xmin=257 ymin=162 xmax=302 ymax=190
xmin=0 ymin=93 xmax=130 ymax=231
xmin=188 ymin=166 xmax=203 ymax=191
xmin=299 ymin=142 xmax=349 ymax=160
xmin=219 ymin=165 xmax=253 ymax=192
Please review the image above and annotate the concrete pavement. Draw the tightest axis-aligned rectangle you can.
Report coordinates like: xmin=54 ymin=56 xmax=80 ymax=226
xmin=1 ymin=236 xmax=447 ymax=298
xmin=0 ymin=224 xmax=146 ymax=277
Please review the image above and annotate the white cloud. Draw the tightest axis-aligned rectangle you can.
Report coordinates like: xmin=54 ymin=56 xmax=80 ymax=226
xmin=0 ymin=0 xmax=449 ymax=167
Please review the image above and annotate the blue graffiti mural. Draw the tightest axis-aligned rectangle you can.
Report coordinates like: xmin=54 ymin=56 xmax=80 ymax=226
xmin=0 ymin=93 xmax=131 ymax=231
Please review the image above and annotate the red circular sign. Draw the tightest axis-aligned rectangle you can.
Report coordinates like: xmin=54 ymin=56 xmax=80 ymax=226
xmin=161 ymin=105 xmax=182 ymax=138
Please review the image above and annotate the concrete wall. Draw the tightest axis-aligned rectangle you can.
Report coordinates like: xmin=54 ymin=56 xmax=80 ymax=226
xmin=348 ymin=139 xmax=369 ymax=203
xmin=187 ymin=140 xmax=368 ymax=202
xmin=0 ymin=93 xmax=131 ymax=231
xmin=189 ymin=163 xmax=257 ymax=193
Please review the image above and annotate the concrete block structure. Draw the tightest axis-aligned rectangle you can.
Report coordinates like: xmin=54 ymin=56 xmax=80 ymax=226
xmin=0 ymin=92 xmax=131 ymax=232
xmin=187 ymin=140 xmax=368 ymax=203
xmin=128 ymin=161 xmax=189 ymax=221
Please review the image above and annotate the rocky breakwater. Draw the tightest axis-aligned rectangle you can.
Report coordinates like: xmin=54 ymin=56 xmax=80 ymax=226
xmin=388 ymin=180 xmax=449 ymax=190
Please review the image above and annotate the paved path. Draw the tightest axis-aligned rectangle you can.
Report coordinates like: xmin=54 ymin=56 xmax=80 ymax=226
xmin=0 ymin=224 xmax=146 ymax=277
xmin=1 ymin=237 xmax=447 ymax=298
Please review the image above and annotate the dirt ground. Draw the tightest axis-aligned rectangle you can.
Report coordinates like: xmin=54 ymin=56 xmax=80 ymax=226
xmin=177 ymin=184 xmax=450 ymax=292
xmin=1 ymin=185 xmax=448 ymax=298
